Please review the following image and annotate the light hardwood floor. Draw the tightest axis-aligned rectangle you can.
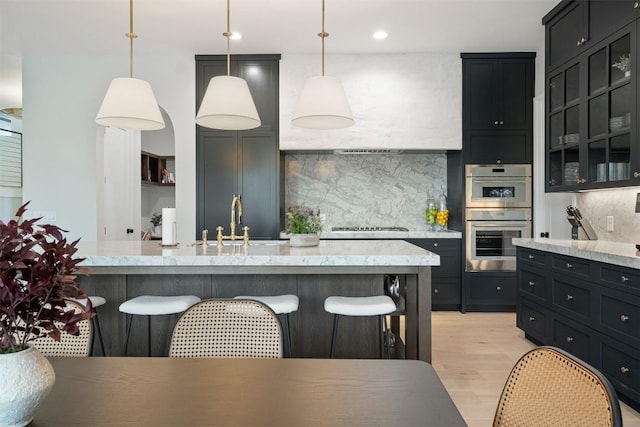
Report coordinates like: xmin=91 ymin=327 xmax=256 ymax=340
xmin=431 ymin=311 xmax=640 ymax=427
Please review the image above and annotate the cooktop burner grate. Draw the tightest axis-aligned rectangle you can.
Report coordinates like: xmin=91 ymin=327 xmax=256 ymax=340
xmin=331 ymin=226 xmax=409 ymax=232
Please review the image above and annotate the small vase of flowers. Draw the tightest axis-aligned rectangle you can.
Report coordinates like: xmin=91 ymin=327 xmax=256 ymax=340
xmin=286 ymin=205 xmax=323 ymax=247
xmin=0 ymin=202 xmax=92 ymax=426
xmin=613 ymin=53 xmax=631 ymax=78
xmin=150 ymin=213 xmax=162 ymax=236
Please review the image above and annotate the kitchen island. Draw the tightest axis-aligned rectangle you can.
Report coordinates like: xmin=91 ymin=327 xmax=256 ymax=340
xmin=76 ymin=239 xmax=439 ymax=361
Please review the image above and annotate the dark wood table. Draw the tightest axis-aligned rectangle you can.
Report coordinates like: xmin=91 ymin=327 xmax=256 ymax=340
xmin=33 ymin=357 xmax=466 ymax=426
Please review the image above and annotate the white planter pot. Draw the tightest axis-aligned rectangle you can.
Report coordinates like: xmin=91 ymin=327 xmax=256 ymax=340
xmin=0 ymin=345 xmax=55 ymax=427
xmin=289 ymin=233 xmax=320 ymax=247
xmin=154 ymin=225 xmax=162 ymax=237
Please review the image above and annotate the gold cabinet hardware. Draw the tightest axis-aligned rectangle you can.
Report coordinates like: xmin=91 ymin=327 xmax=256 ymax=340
xmin=494 ymin=120 xmax=499 ymax=125
xmin=528 ymin=281 xmax=535 ymax=287
xmin=433 ymin=242 xmax=438 ymax=247
xmin=635 ymin=1 xmax=639 ymax=8
xmin=620 ymin=314 xmax=630 ymax=322
xmin=620 ymin=275 xmax=629 ymax=283
xmin=499 ymin=120 xmax=504 ymax=125
xmin=566 ymin=294 xmax=574 ymax=301
xmin=434 ymin=288 xmax=439 ymax=294
xmin=621 ymin=366 xmax=630 ymax=374
xmin=529 ymin=316 xmax=535 ymax=322
xmin=528 ymin=254 xmax=535 ymax=259
xmin=566 ymin=263 xmax=573 ymax=269
xmin=496 ymin=286 xmax=502 ymax=291
xmin=566 ymin=336 xmax=574 ymax=343
xmin=634 ymin=172 xmax=640 ymax=178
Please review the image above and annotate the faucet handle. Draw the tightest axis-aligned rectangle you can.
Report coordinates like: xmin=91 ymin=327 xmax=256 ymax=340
xmin=202 ymin=229 xmax=208 ymax=246
xmin=243 ymin=226 xmax=250 ymax=245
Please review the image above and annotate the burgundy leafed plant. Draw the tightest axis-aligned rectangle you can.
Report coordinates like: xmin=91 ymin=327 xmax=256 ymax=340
xmin=0 ymin=202 xmax=92 ymax=354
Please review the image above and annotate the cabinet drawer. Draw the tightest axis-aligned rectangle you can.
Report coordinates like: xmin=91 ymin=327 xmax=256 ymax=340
xmin=410 ymin=239 xmax=460 ymax=278
xmin=601 ymin=343 xmax=640 ymax=400
xmin=517 ymin=248 xmax=547 ymax=267
xmin=517 ymin=301 xmax=547 ymax=340
xmin=519 ymin=268 xmax=547 ymax=303
xmin=432 ymin=277 xmax=460 ymax=306
xmin=600 ymin=265 xmax=640 ymax=293
xmin=468 ymin=274 xmax=516 ymax=306
xmin=552 ymin=318 xmax=591 ymax=363
xmin=600 ymin=292 xmax=640 ymax=346
xmin=552 ymin=279 xmax=591 ymax=319
xmin=551 ymin=255 xmax=591 ymax=278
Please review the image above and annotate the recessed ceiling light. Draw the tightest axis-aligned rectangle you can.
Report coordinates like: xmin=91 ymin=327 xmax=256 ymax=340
xmin=229 ymin=32 xmax=243 ymax=40
xmin=373 ymin=31 xmax=388 ymax=40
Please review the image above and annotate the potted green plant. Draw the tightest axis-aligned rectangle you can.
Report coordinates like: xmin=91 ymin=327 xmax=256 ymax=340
xmin=150 ymin=213 xmax=162 ymax=236
xmin=286 ymin=205 xmax=323 ymax=247
xmin=0 ymin=202 xmax=92 ymax=427
xmin=613 ymin=53 xmax=631 ymax=78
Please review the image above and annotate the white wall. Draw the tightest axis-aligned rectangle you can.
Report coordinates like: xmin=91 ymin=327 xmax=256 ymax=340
xmin=280 ymin=53 xmax=462 ymax=151
xmin=22 ymin=53 xmax=195 ymax=243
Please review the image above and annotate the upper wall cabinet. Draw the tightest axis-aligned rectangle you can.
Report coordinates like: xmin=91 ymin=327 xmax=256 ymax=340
xmin=461 ymin=53 xmax=535 ymax=165
xmin=462 ymin=54 xmax=534 ymax=132
xmin=544 ymin=1 xmax=640 ymax=191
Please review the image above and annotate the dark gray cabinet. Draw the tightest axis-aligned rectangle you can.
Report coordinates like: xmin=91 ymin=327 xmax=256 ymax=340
xmin=544 ymin=1 xmax=640 ymax=191
xmin=408 ymin=238 xmax=461 ymax=310
xmin=195 ymin=55 xmax=281 ymax=239
xmin=544 ymin=0 xmax=589 ymax=71
xmin=516 ymin=246 xmax=640 ymax=410
xmin=465 ymin=272 xmax=517 ymax=311
xmin=461 ymin=53 xmax=534 ymax=165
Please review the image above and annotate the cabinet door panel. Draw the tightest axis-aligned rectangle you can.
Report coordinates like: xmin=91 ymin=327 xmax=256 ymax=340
xmin=465 ymin=132 xmax=531 ymax=164
xmin=500 ymin=61 xmax=532 ymax=130
xmin=238 ymin=134 xmax=279 ymax=239
xmin=237 ymin=59 xmax=279 ymax=130
xmin=464 ymin=61 xmax=497 ymax=130
xmin=589 ymin=1 xmax=638 ymax=45
xmin=197 ymin=133 xmax=238 ymax=234
xmin=547 ymin=1 xmax=586 ymax=70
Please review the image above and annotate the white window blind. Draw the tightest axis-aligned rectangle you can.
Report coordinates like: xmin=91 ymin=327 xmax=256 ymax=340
xmin=0 ymin=129 xmax=22 ymax=188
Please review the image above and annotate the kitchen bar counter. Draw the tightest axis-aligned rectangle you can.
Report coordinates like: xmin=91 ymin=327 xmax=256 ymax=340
xmin=76 ymin=240 xmax=438 ymax=361
xmin=513 ymin=238 xmax=640 ymax=269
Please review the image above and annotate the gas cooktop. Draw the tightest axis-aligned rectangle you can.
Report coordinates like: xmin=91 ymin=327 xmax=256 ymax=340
xmin=331 ymin=226 xmax=409 ymax=232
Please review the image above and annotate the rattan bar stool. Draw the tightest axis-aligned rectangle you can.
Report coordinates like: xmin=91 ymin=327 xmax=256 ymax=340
xmin=69 ymin=295 xmax=107 ymax=356
xmin=119 ymin=295 xmax=201 ymax=356
xmin=33 ymin=300 xmax=92 ymax=357
xmin=324 ymin=295 xmax=396 ymax=358
xmin=233 ymin=294 xmax=299 ymax=357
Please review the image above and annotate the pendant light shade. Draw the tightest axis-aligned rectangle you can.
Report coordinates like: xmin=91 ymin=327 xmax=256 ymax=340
xmin=95 ymin=0 xmax=164 ymax=131
xmin=96 ymin=78 xmax=165 ymax=130
xmin=196 ymin=75 xmax=261 ymax=130
xmin=195 ymin=0 xmax=260 ymax=131
xmin=292 ymin=76 xmax=354 ymax=129
xmin=292 ymin=0 xmax=354 ymax=130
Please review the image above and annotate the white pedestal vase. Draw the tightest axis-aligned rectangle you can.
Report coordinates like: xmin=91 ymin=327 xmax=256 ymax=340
xmin=0 ymin=345 xmax=55 ymax=427
xmin=289 ymin=233 xmax=320 ymax=247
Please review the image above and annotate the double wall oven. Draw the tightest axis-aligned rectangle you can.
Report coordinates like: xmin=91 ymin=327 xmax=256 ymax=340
xmin=465 ymin=164 xmax=532 ymax=272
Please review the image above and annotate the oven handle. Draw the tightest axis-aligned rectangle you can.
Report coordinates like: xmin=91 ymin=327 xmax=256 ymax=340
xmin=469 ymin=177 xmax=528 ymax=184
xmin=468 ymin=221 xmax=531 ymax=227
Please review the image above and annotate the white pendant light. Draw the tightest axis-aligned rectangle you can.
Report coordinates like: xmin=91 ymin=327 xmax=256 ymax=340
xmin=195 ymin=0 xmax=260 ymax=131
xmin=292 ymin=0 xmax=354 ymax=130
xmin=96 ymin=0 xmax=164 ymax=131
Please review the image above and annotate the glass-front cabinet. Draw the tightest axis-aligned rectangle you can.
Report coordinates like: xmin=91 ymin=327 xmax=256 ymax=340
xmin=546 ymin=23 xmax=638 ymax=191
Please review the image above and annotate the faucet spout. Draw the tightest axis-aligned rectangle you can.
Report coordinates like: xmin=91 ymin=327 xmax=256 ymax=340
xmin=230 ymin=195 xmax=242 ymax=238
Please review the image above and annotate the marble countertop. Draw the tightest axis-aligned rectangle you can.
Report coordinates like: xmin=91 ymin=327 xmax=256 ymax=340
xmin=76 ymin=239 xmax=440 ymax=268
xmin=513 ymin=238 xmax=640 ymax=269
xmin=280 ymin=230 xmax=462 ymax=240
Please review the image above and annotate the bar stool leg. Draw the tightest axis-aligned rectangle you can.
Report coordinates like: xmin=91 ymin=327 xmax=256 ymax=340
xmin=124 ymin=313 xmax=133 ymax=356
xmin=147 ymin=315 xmax=152 ymax=357
xmin=92 ymin=311 xmax=106 ymax=356
xmin=383 ymin=315 xmax=390 ymax=359
xmin=284 ymin=313 xmax=293 ymax=358
xmin=330 ymin=314 xmax=340 ymax=358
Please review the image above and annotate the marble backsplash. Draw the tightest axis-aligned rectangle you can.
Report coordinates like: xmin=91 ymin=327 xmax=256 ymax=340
xmin=577 ymin=187 xmax=640 ymax=243
xmin=284 ymin=153 xmax=446 ymax=231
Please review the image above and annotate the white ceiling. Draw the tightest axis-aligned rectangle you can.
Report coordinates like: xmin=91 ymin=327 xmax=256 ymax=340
xmin=0 ymin=0 xmax=559 ymax=109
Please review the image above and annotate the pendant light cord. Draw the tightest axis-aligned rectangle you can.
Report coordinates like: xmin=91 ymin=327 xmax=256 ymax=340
xmin=318 ymin=0 xmax=328 ymax=77
xmin=126 ymin=0 xmax=138 ymax=78
xmin=224 ymin=0 xmax=231 ymax=76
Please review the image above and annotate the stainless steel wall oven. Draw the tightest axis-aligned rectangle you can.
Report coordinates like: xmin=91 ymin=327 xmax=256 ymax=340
xmin=465 ymin=165 xmax=532 ymax=272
